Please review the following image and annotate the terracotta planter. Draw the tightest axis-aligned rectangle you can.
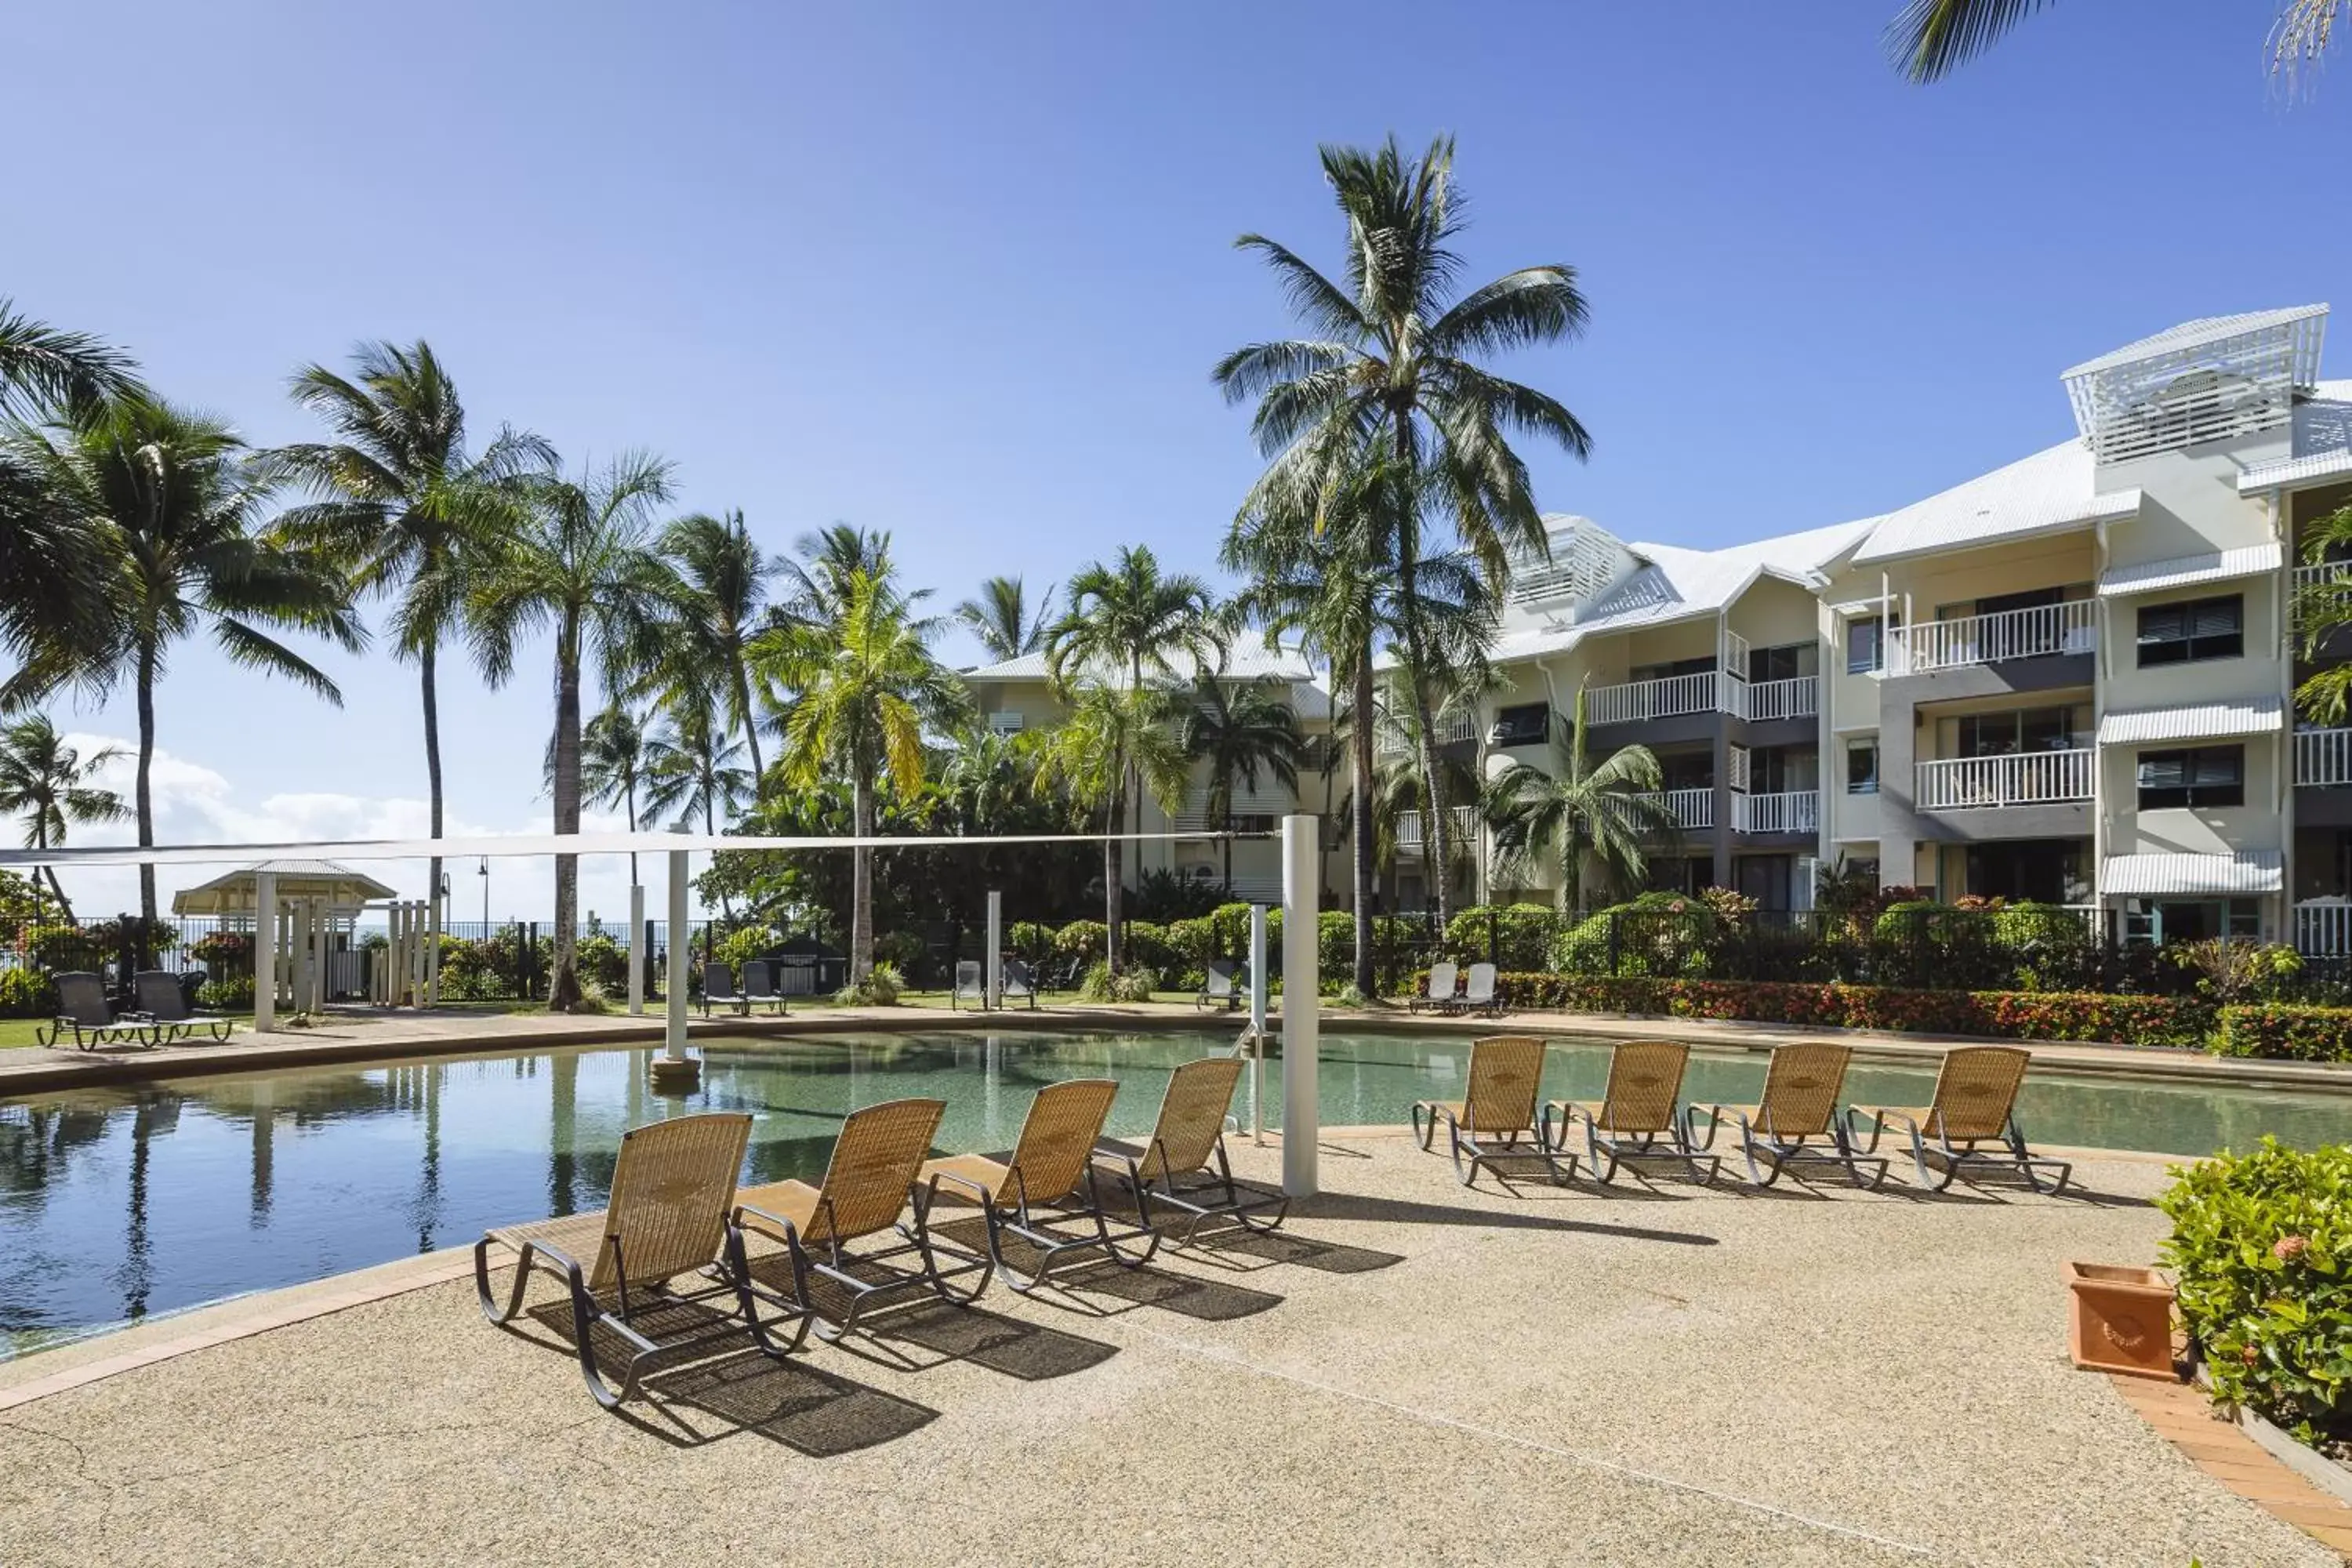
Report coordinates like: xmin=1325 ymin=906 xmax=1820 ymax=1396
xmin=2066 ymin=1262 xmax=2177 ymax=1380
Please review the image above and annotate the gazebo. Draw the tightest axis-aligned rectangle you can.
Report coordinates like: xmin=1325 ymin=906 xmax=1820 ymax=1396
xmin=172 ymin=858 xmax=394 ymax=922
xmin=173 ymin=859 xmax=400 ymax=1012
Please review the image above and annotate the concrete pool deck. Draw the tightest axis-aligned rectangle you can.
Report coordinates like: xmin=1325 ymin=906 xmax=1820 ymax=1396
xmin=0 ymin=1134 xmax=2336 ymax=1566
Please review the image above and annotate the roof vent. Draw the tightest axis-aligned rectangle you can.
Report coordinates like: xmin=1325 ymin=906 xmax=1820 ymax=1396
xmin=2061 ymin=305 xmax=2325 ymax=465
xmin=1508 ymin=516 xmax=1640 ymax=618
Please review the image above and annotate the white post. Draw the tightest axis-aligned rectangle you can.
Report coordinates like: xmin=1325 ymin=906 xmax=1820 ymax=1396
xmin=1280 ymin=813 xmax=1319 ymax=1197
xmin=406 ymin=901 xmax=426 ymax=1006
xmin=985 ymin=889 xmax=1003 ymax=1011
xmin=425 ymin=888 xmax=441 ymax=1007
xmin=292 ymin=901 xmax=312 ymax=1014
xmin=312 ymin=900 xmax=329 ymax=1010
xmin=627 ymin=884 xmax=646 ymax=1015
xmin=253 ymin=870 xmax=277 ymax=1033
xmin=663 ymin=850 xmax=689 ymax=1059
xmin=1249 ymin=902 xmax=1269 ymax=1146
xmin=384 ymin=902 xmax=401 ymax=1005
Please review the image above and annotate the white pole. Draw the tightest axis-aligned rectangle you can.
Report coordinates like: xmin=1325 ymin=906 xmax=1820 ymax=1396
xmin=425 ymin=887 xmax=441 ymax=1006
xmin=313 ymin=900 xmax=329 ymax=1010
xmin=253 ymin=870 xmax=277 ymax=1033
xmin=1249 ymin=902 xmax=1269 ymax=1145
xmin=1280 ymin=813 xmax=1319 ymax=1197
xmin=985 ymin=889 xmax=1003 ymax=1011
xmin=627 ymin=884 xmax=646 ymax=1015
xmin=386 ymin=902 xmax=402 ymax=1006
xmin=407 ymin=901 xmax=426 ymax=1006
xmin=663 ymin=849 xmax=689 ymax=1059
xmin=292 ymin=901 xmax=313 ymax=1014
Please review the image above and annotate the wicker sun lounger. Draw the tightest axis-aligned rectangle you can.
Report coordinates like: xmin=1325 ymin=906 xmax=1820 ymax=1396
xmin=1408 ymin=960 xmax=1459 ymax=1014
xmin=1543 ymin=1040 xmax=1719 ymax=1185
xmin=474 ymin=1111 xmax=795 ymax=1408
xmin=731 ymin=1096 xmax=987 ymax=1341
xmin=133 ymin=969 xmax=230 ymax=1044
xmin=1844 ymin=1045 xmax=2073 ymax=1194
xmin=1410 ymin=1035 xmax=1566 ymax=1187
xmin=1196 ymin=957 xmax=1243 ymax=1013
xmin=1097 ymin=1055 xmax=1288 ymax=1243
xmin=917 ymin=1078 xmax=1159 ymax=1292
xmin=1685 ymin=1042 xmax=1886 ymax=1189
xmin=38 ymin=971 xmax=160 ymax=1051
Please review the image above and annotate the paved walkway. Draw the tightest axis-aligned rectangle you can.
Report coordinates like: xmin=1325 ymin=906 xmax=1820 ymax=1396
xmin=0 ymin=1138 xmax=2330 ymax=1566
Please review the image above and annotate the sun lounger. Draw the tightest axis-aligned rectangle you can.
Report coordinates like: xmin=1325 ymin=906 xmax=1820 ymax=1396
xmin=1685 ymin=1042 xmax=1886 ymax=1189
xmin=133 ymin=969 xmax=230 ymax=1044
xmin=1455 ymin=962 xmax=1502 ymax=1018
xmin=1410 ymin=1034 xmax=1566 ymax=1187
xmin=38 ymin=971 xmax=159 ymax=1050
xmin=1844 ymin=1045 xmax=2072 ymax=1193
xmin=1001 ymin=957 xmax=1041 ymax=1009
xmin=732 ymin=1097 xmax=987 ymax=1340
xmin=699 ymin=960 xmax=746 ymax=1016
xmin=1098 ymin=1055 xmax=1287 ymax=1243
xmin=740 ymin=959 xmax=786 ymax=1015
xmin=918 ymin=1078 xmax=1158 ymax=1292
xmin=1196 ymin=957 xmax=1243 ymax=1012
xmin=1543 ymin=1040 xmax=1719 ymax=1185
xmin=1408 ymin=960 xmax=1458 ymax=1014
xmin=474 ymin=1111 xmax=795 ymax=1407
xmin=950 ymin=960 xmax=986 ymax=1011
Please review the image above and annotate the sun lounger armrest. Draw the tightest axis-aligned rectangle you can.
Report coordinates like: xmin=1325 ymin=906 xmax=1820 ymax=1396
xmin=1844 ymin=1105 xmax=1922 ymax=1154
xmin=923 ymin=1167 xmax=1007 ymax=1212
xmin=732 ymin=1201 xmax=809 ymax=1247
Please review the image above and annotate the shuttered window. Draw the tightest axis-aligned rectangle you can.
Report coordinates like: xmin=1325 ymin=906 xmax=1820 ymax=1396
xmin=2136 ymin=746 xmax=2245 ymax=810
xmin=2136 ymin=595 xmax=2244 ymax=666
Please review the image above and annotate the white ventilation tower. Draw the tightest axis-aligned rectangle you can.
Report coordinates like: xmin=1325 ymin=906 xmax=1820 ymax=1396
xmin=2061 ymin=305 xmax=2327 ymax=466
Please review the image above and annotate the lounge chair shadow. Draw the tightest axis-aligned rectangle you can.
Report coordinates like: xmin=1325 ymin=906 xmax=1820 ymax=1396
xmin=1290 ymin=1191 xmax=1720 ymax=1247
xmin=1176 ymin=1227 xmax=1406 ymax=1276
xmin=866 ymin=1298 xmax=1120 ymax=1381
xmin=916 ymin=1213 xmax=1286 ymax=1322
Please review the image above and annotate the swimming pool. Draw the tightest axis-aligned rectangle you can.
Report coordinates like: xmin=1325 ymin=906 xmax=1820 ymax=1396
xmin=4 ymin=1026 xmax=2347 ymax=1355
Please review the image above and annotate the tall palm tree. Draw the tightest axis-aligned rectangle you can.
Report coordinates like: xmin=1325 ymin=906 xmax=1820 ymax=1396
xmin=1216 ymin=136 xmax=1589 ymax=928
xmin=954 ymin=575 xmax=1054 ymax=662
xmin=1040 ymin=684 xmax=1192 ymax=968
xmin=0 ymin=713 xmax=126 ymax=921
xmin=1482 ymin=688 xmax=1678 ymax=914
xmin=262 ymin=340 xmax=553 ymax=924
xmin=773 ymin=524 xmax=902 ymax=630
xmin=2292 ymin=503 xmax=2352 ymax=723
xmin=1044 ymin=545 xmax=1223 ymax=968
xmin=3 ymin=398 xmax=361 ymax=930
xmin=643 ymin=693 xmax=753 ymax=838
xmin=1885 ymin=0 xmax=2341 ymax=83
xmin=466 ymin=452 xmax=680 ymax=1010
xmin=753 ymin=566 xmax=964 ymax=980
xmin=577 ymin=705 xmax=651 ymax=885
xmin=657 ymin=510 xmax=774 ymax=788
xmin=1181 ymin=676 xmax=1304 ymax=891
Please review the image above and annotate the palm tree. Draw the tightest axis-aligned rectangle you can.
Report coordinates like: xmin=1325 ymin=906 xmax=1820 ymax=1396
xmin=1181 ymin=676 xmax=1304 ymax=891
xmin=466 ymin=452 xmax=680 ymax=1010
xmin=1040 ymin=684 xmax=1192 ymax=969
xmin=1885 ymin=0 xmax=2340 ymax=83
xmin=1482 ymin=688 xmax=1679 ymax=914
xmin=753 ymin=565 xmax=964 ymax=980
xmin=1215 ymin=136 xmax=1590 ymax=927
xmin=3 ymin=398 xmax=361 ymax=931
xmin=0 ymin=302 xmax=141 ymax=419
xmin=657 ymin=510 xmax=774 ymax=788
xmin=1044 ymin=546 xmax=1223 ymax=968
xmin=773 ymin=524 xmax=902 ymax=630
xmin=2292 ymin=503 xmax=2352 ymax=724
xmin=262 ymin=340 xmax=552 ymax=925
xmin=577 ymin=705 xmax=652 ymax=885
xmin=954 ymin=575 xmax=1054 ymax=662
xmin=0 ymin=713 xmax=126 ymax=921
xmin=643 ymin=693 xmax=753 ymax=838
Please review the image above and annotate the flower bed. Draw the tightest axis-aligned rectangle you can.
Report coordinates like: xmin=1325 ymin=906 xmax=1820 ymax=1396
xmin=2216 ymin=1004 xmax=2352 ymax=1063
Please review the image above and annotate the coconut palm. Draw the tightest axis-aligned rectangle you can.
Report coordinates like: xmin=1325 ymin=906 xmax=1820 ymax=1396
xmin=1482 ymin=687 xmax=1678 ymax=914
xmin=0 ymin=713 xmax=126 ymax=921
xmin=578 ymin=705 xmax=652 ymax=886
xmin=1181 ymin=676 xmax=1304 ymax=891
xmin=1886 ymin=0 xmax=2340 ymax=83
xmin=2292 ymin=503 xmax=2352 ymax=724
xmin=1044 ymin=546 xmax=1223 ymax=968
xmin=656 ymin=510 xmax=775 ymax=788
xmin=1215 ymin=136 xmax=1589 ymax=927
xmin=2 ymin=398 xmax=361 ymax=931
xmin=643 ymin=693 xmax=753 ymax=838
xmin=773 ymin=524 xmax=904 ymax=630
xmin=466 ymin=452 xmax=680 ymax=1010
xmin=1040 ymin=683 xmax=1192 ymax=970
xmin=262 ymin=340 xmax=553 ymax=923
xmin=753 ymin=565 xmax=964 ymax=981
xmin=954 ymin=575 xmax=1054 ymax=662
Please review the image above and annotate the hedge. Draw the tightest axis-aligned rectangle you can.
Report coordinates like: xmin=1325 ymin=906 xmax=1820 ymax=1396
xmin=1444 ymin=972 xmax=2217 ymax=1050
xmin=2215 ymin=1004 xmax=2352 ymax=1062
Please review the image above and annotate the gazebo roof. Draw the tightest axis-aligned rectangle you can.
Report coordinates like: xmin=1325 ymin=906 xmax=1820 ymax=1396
xmin=171 ymin=859 xmax=397 ymax=916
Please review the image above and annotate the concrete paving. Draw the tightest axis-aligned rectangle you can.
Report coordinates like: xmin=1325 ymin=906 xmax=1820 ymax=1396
xmin=0 ymin=1135 xmax=2328 ymax=1567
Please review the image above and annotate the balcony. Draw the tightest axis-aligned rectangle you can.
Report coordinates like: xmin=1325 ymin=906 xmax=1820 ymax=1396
xmin=1914 ymin=748 xmax=2094 ymax=811
xmin=1395 ymin=804 xmax=1480 ymax=852
xmin=1732 ymin=789 xmax=1817 ymax=834
xmin=1584 ymin=670 xmax=1818 ymax=728
xmin=1377 ymin=710 xmax=1479 ymax=756
xmin=2298 ymin=727 xmax=2352 ymax=787
xmin=1888 ymin=600 xmax=2096 ymax=676
xmin=2295 ymin=898 xmax=2352 ymax=957
xmin=1631 ymin=788 xmax=1714 ymax=830
xmin=1739 ymin=675 xmax=1817 ymax=723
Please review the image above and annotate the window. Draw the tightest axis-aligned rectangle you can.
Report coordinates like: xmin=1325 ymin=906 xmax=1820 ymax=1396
xmin=2136 ymin=746 xmax=2245 ymax=810
xmin=1953 ymin=706 xmax=2083 ymax=758
xmin=1628 ymin=655 xmax=1716 ymax=684
xmin=1846 ymin=741 xmax=1879 ymax=795
xmin=1489 ymin=702 xmax=1548 ymax=748
xmin=1747 ymin=641 xmax=1817 ymax=684
xmin=2137 ymin=595 xmax=2244 ymax=666
xmin=1846 ymin=615 xmax=1898 ymax=675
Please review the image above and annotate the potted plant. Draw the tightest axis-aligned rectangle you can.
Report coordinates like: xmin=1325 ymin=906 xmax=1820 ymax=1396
xmin=2064 ymin=1261 xmax=2177 ymax=1380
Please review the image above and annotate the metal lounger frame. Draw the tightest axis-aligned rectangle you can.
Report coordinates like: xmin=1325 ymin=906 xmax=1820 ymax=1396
xmin=1102 ymin=1130 xmax=1289 ymax=1245
xmin=1683 ymin=1104 xmax=1888 ymax=1189
xmin=736 ymin=1190 xmax=993 ymax=1341
xmin=917 ymin=1161 xmax=1162 ymax=1294
xmin=1842 ymin=1107 xmax=2072 ymax=1194
xmin=1412 ymin=1102 xmax=1569 ymax=1187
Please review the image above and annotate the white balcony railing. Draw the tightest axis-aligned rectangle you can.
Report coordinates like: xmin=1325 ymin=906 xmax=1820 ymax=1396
xmin=1395 ymin=804 xmax=1480 ymax=851
xmin=1914 ymin=748 xmax=2094 ymax=811
xmin=2296 ymin=727 xmax=2352 ymax=787
xmin=1632 ymin=788 xmax=1714 ymax=830
xmin=1376 ymin=710 xmax=1479 ymax=755
xmin=1888 ymin=599 xmax=2096 ymax=675
xmin=1738 ymin=675 xmax=1818 ymax=722
xmin=1732 ymin=789 xmax=1818 ymax=834
xmin=2295 ymin=899 xmax=2352 ymax=956
xmin=2291 ymin=562 xmax=2352 ymax=629
xmin=1585 ymin=670 xmax=1722 ymax=726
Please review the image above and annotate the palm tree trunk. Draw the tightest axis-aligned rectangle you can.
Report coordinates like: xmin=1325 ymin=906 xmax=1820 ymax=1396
xmin=733 ymin=659 xmax=764 ymax=794
xmin=1350 ymin=652 xmax=1377 ymax=997
xmin=45 ymin=866 xmax=74 ymax=924
xmin=1390 ymin=406 xmax=1454 ymax=930
xmin=851 ymin=746 xmax=874 ymax=982
xmin=1104 ymin=746 xmax=1126 ymax=972
xmin=547 ymin=625 xmax=584 ymax=1011
xmin=134 ymin=637 xmax=158 ymax=965
xmin=422 ymin=636 xmax=444 ymax=958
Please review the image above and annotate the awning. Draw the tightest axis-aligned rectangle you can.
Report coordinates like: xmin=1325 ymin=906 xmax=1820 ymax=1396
xmin=2102 ymin=851 xmax=2282 ymax=897
xmin=2096 ymin=542 xmax=2282 ymax=598
xmin=2097 ymin=697 xmax=2282 ymax=748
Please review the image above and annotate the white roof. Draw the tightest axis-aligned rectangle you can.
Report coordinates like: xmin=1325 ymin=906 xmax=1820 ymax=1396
xmin=2237 ymin=379 xmax=2352 ymax=494
xmin=2101 ymin=850 xmax=2282 ymax=897
xmin=2062 ymin=307 xmax=2328 ymax=379
xmin=170 ymin=858 xmax=398 ymax=915
xmin=966 ymin=642 xmax=1316 ymax=685
xmin=2096 ymin=543 xmax=2283 ymax=598
xmin=2096 ymin=697 xmax=2282 ymax=748
xmin=1848 ymin=441 xmax=2139 ymax=567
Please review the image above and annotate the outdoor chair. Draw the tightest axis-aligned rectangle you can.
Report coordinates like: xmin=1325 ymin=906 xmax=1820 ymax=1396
xmin=731 ymin=1097 xmax=988 ymax=1341
xmin=474 ymin=1111 xmax=797 ymax=1409
xmin=739 ymin=960 xmax=787 ymax=1015
xmin=38 ymin=971 xmax=160 ymax=1051
xmin=1844 ymin=1045 xmax=2072 ymax=1194
xmin=918 ymin=1078 xmax=1158 ymax=1293
xmin=133 ymin=969 xmax=230 ymax=1044
xmin=699 ymin=960 xmax=746 ymax=1016
xmin=1543 ymin=1040 xmax=1719 ymax=1185
xmin=1455 ymin=962 xmax=1503 ymax=1018
xmin=1001 ymin=957 xmax=1041 ymax=1010
xmin=950 ymin=960 xmax=986 ymax=1011
xmin=1196 ymin=957 xmax=1243 ymax=1013
xmin=1098 ymin=1055 xmax=1287 ymax=1244
xmin=1410 ymin=1034 xmax=1566 ymax=1187
xmin=1685 ymin=1042 xmax=1886 ymax=1189
xmin=1408 ymin=960 xmax=1459 ymax=1014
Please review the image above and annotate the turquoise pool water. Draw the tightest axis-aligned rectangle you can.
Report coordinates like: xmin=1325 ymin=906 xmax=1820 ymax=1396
xmin=4 ymin=1027 xmax=2346 ymax=1354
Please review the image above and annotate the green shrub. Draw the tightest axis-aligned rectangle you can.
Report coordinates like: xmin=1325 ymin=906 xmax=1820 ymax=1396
xmin=1054 ymin=920 xmax=1107 ymax=962
xmin=1123 ymin=920 xmax=1174 ymax=976
xmin=574 ymin=931 xmax=630 ymax=992
xmin=1007 ymin=920 xmax=1056 ymax=959
xmin=197 ymin=976 xmax=255 ymax=1011
xmin=1317 ymin=910 xmax=1355 ymax=974
xmin=2170 ymin=941 xmax=2303 ymax=1004
xmin=1554 ymin=894 xmax=1714 ymax=976
xmin=713 ymin=924 xmax=781 ymax=975
xmin=2216 ymin=1004 xmax=2352 ymax=1062
xmin=1444 ymin=902 xmax=1564 ymax=971
xmin=0 ymin=966 xmax=56 ymax=1018
xmin=1080 ymin=960 xmax=1158 ymax=1003
xmin=2159 ymin=1139 xmax=2352 ymax=1454
xmin=833 ymin=961 xmax=904 ymax=1007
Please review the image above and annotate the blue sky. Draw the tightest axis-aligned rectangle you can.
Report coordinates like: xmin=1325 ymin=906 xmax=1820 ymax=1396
xmin=11 ymin=0 xmax=2348 ymax=918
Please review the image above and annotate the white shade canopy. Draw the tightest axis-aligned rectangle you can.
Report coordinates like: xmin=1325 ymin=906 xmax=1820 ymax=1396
xmin=170 ymin=858 xmax=397 ymax=917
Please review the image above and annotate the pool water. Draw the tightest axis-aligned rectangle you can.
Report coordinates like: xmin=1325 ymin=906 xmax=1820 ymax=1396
xmin=4 ymin=1028 xmax=2346 ymax=1354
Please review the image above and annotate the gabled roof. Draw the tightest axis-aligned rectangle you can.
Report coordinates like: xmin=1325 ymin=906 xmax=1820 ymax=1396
xmin=2061 ymin=307 xmax=2328 ymax=379
xmin=1847 ymin=441 xmax=2137 ymax=567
